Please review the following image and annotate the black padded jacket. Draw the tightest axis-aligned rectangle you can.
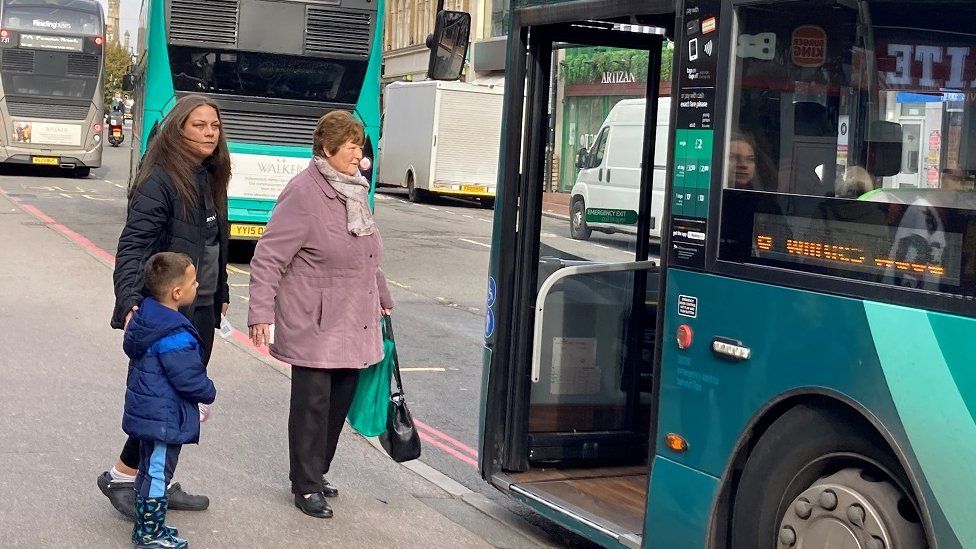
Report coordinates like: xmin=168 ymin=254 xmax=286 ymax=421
xmin=111 ymin=164 xmax=229 ymax=329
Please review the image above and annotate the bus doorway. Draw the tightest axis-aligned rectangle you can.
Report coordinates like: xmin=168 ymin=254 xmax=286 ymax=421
xmin=479 ymin=5 xmax=676 ymax=545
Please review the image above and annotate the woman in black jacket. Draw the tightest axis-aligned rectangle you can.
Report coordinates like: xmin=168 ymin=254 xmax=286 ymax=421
xmin=97 ymin=94 xmax=232 ymax=520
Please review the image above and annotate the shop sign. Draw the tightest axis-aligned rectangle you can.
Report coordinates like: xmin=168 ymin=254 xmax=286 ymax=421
xmin=601 ymin=71 xmax=637 ymax=84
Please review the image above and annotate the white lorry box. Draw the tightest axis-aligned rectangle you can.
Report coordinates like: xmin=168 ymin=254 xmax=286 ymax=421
xmin=379 ymin=80 xmax=502 ymax=206
xmin=569 ymin=97 xmax=672 ymax=240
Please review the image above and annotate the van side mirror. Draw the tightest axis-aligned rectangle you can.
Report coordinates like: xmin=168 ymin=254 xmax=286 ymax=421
xmin=122 ymin=73 xmax=135 ymax=92
xmin=575 ymin=147 xmax=588 ymax=169
xmin=426 ymin=10 xmax=470 ymax=81
xmin=865 ymin=121 xmax=903 ymax=177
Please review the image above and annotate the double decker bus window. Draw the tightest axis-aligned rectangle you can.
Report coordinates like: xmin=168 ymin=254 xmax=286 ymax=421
xmin=720 ymin=1 xmax=976 ymax=299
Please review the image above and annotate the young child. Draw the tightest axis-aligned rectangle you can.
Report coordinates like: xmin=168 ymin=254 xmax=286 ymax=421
xmin=122 ymin=252 xmax=217 ymax=549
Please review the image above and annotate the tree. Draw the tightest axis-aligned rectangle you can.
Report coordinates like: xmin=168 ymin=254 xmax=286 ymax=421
xmin=104 ymin=42 xmax=132 ymax=105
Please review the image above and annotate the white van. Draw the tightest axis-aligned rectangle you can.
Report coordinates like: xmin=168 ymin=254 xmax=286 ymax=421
xmin=569 ymin=97 xmax=671 ymax=240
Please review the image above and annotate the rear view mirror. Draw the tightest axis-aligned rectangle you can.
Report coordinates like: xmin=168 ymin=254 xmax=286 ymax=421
xmin=122 ymin=73 xmax=135 ymax=92
xmin=426 ymin=10 xmax=470 ymax=81
xmin=866 ymin=121 xmax=903 ymax=177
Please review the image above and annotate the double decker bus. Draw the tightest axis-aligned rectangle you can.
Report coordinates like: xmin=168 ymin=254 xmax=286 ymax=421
xmin=467 ymin=0 xmax=976 ymax=547
xmin=127 ymin=0 xmax=383 ymax=239
xmin=0 ymin=0 xmax=105 ymax=177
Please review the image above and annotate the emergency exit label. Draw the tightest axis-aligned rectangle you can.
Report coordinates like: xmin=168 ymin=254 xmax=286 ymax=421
xmin=585 ymin=208 xmax=638 ymax=225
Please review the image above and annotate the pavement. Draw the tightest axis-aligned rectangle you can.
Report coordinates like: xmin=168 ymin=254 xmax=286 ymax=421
xmin=542 ymin=192 xmax=571 ymax=220
xmin=0 ymin=189 xmax=550 ymax=548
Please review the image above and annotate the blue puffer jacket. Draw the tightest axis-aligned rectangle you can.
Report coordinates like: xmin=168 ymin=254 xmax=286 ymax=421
xmin=122 ymin=298 xmax=217 ymax=445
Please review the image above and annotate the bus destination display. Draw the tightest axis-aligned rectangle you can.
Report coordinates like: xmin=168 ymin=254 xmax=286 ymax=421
xmin=752 ymin=213 xmax=963 ymax=287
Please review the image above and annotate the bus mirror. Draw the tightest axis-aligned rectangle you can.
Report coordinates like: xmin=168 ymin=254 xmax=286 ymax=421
xmin=426 ymin=10 xmax=470 ymax=81
xmin=122 ymin=73 xmax=135 ymax=92
xmin=865 ymin=121 xmax=903 ymax=177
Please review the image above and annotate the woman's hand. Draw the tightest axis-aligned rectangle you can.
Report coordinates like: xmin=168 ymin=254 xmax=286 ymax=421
xmin=249 ymin=323 xmax=271 ymax=347
xmin=381 ymin=307 xmax=393 ymax=317
xmin=221 ymin=303 xmax=229 ymax=316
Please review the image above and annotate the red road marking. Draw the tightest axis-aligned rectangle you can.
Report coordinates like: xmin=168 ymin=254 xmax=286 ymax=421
xmin=7 ymin=197 xmax=482 ymax=469
xmin=19 ymin=204 xmax=116 ymax=266
xmin=414 ymin=420 xmax=479 ymax=458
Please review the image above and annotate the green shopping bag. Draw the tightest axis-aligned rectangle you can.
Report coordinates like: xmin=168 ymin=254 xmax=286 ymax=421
xmin=346 ymin=319 xmax=395 ymax=437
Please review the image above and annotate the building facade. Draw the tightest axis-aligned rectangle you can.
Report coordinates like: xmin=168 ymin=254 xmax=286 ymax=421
xmin=106 ymin=0 xmax=120 ymax=46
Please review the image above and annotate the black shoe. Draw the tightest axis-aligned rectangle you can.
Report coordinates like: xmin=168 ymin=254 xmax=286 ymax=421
xmin=97 ymin=471 xmax=135 ymax=521
xmin=166 ymin=482 xmax=209 ymax=511
xmin=321 ymin=478 xmax=339 ymax=498
xmin=294 ymin=492 xmax=333 ymax=518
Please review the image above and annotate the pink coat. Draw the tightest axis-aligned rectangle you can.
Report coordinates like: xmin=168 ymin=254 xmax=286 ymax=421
xmin=247 ymin=161 xmax=394 ymax=369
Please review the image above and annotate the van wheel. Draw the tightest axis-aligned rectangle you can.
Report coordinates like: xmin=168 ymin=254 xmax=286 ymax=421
xmin=407 ymin=173 xmax=425 ymax=203
xmin=71 ymin=167 xmax=91 ymax=178
xmin=731 ymin=405 xmax=926 ymax=549
xmin=570 ymin=198 xmax=591 ymax=240
xmin=480 ymin=197 xmax=495 ymax=209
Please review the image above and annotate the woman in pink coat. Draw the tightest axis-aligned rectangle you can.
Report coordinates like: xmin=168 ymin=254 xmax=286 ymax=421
xmin=247 ymin=111 xmax=394 ymax=519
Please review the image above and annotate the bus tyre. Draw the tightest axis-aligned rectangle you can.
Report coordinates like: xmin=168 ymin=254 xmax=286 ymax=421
xmin=72 ymin=167 xmax=91 ymax=178
xmin=407 ymin=173 xmax=425 ymax=203
xmin=731 ymin=404 xmax=926 ymax=549
xmin=570 ymin=198 xmax=591 ymax=240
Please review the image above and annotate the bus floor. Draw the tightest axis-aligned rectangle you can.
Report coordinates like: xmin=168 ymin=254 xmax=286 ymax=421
xmin=507 ymin=465 xmax=647 ymax=534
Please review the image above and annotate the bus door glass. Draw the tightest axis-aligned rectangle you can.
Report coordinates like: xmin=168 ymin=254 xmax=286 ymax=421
xmin=503 ymin=26 xmax=671 ymax=471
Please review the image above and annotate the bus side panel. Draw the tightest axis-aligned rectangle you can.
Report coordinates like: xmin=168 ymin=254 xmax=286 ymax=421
xmin=655 ymin=269 xmax=975 ymax=547
xmin=643 ymin=456 xmax=718 ymax=548
xmin=139 ymin=0 xmax=176 ymax=155
xmin=355 ymin=0 xmax=383 ymax=205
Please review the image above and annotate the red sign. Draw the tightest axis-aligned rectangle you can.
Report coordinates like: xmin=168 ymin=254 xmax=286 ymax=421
xmin=792 ymin=25 xmax=826 ymax=67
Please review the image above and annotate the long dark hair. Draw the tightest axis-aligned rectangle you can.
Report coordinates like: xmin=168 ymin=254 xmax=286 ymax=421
xmin=130 ymin=95 xmax=231 ymax=217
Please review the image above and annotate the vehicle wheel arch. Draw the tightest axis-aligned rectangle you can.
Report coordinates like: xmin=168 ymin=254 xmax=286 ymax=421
xmin=705 ymin=388 xmax=935 ymax=549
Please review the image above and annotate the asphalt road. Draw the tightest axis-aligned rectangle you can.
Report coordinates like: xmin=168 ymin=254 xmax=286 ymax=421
xmin=0 ymin=128 xmax=621 ymax=547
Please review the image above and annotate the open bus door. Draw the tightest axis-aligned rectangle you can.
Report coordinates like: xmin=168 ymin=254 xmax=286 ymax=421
xmin=466 ymin=2 xmax=678 ymax=545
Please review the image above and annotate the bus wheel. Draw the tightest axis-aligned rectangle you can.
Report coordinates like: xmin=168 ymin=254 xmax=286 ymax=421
xmin=72 ymin=167 xmax=91 ymax=178
xmin=731 ymin=405 xmax=926 ymax=549
xmin=407 ymin=173 xmax=425 ymax=203
xmin=570 ymin=198 xmax=591 ymax=240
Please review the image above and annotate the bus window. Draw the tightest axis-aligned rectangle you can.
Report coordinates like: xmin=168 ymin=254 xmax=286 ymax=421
xmin=720 ymin=1 xmax=976 ymax=300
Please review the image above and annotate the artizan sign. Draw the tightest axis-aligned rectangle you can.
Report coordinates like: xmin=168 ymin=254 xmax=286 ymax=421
xmin=601 ymin=71 xmax=638 ymax=84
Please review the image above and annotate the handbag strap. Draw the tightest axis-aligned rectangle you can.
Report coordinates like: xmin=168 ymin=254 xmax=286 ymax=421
xmin=384 ymin=315 xmax=405 ymax=396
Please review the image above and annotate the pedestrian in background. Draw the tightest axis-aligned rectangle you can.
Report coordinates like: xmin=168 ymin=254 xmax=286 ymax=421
xmin=122 ymin=252 xmax=217 ymax=549
xmin=247 ymin=110 xmax=394 ymax=519
xmin=98 ymin=94 xmax=231 ymax=520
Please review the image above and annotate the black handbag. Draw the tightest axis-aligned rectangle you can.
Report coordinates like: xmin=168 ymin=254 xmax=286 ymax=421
xmin=379 ymin=315 xmax=422 ymax=462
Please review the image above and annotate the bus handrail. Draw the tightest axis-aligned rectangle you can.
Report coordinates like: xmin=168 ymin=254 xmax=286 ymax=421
xmin=531 ymin=260 xmax=657 ymax=383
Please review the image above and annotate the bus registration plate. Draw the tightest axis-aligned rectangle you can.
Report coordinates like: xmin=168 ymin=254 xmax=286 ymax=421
xmin=32 ymin=157 xmax=58 ymax=165
xmin=230 ymin=224 xmax=264 ymax=239
xmin=461 ymin=185 xmax=487 ymax=194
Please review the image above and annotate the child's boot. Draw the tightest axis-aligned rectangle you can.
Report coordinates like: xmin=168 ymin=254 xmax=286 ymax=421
xmin=132 ymin=495 xmax=187 ymax=549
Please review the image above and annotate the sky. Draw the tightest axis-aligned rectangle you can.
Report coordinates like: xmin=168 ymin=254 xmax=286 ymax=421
xmin=96 ymin=0 xmax=139 ymax=50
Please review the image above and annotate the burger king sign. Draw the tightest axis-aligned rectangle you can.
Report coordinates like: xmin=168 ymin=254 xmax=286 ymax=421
xmin=792 ymin=25 xmax=826 ymax=67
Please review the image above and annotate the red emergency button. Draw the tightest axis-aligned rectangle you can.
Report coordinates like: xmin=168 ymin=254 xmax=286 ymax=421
xmin=676 ymin=325 xmax=693 ymax=350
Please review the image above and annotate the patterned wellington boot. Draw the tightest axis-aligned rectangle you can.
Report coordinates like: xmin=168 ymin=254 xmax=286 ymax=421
xmin=132 ymin=496 xmax=187 ymax=549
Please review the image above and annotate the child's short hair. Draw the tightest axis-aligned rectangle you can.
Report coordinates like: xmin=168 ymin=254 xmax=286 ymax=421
xmin=144 ymin=252 xmax=193 ymax=301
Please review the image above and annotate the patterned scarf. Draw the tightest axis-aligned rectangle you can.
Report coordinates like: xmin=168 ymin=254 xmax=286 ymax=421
xmin=313 ymin=156 xmax=376 ymax=236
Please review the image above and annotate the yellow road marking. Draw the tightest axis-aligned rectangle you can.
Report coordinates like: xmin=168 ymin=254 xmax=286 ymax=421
xmin=227 ymin=265 xmax=250 ymax=275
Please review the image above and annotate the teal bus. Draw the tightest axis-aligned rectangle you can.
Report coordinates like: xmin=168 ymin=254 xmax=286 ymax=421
xmin=460 ymin=0 xmax=976 ymax=547
xmin=126 ymin=0 xmax=383 ymax=238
